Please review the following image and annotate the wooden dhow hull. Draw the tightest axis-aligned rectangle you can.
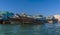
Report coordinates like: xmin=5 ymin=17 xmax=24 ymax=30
xmin=0 ymin=17 xmax=44 ymax=24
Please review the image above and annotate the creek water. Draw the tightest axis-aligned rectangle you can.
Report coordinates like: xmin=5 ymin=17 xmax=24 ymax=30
xmin=0 ymin=23 xmax=60 ymax=35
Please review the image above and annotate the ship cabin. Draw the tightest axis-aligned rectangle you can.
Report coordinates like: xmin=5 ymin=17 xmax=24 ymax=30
xmin=33 ymin=15 xmax=46 ymax=23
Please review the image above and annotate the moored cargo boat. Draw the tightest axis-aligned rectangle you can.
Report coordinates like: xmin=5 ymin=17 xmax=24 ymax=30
xmin=0 ymin=12 xmax=58 ymax=24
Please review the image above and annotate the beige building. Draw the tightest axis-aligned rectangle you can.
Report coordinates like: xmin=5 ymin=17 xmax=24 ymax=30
xmin=54 ymin=15 xmax=60 ymax=22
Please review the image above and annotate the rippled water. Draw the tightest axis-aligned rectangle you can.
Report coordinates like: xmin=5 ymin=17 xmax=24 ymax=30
xmin=0 ymin=23 xmax=60 ymax=35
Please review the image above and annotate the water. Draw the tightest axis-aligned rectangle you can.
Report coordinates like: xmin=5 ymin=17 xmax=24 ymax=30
xmin=0 ymin=23 xmax=60 ymax=35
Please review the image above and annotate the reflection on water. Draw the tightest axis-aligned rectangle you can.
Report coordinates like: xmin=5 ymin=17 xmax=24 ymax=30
xmin=0 ymin=23 xmax=60 ymax=35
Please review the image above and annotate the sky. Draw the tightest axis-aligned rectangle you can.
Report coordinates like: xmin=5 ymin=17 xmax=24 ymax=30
xmin=0 ymin=0 xmax=60 ymax=16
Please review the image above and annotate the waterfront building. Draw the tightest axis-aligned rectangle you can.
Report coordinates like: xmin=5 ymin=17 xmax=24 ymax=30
xmin=0 ymin=11 xmax=8 ymax=20
xmin=46 ymin=16 xmax=56 ymax=23
xmin=0 ymin=11 xmax=14 ymax=20
xmin=46 ymin=16 xmax=53 ymax=20
xmin=54 ymin=15 xmax=60 ymax=22
xmin=0 ymin=11 xmax=8 ymax=15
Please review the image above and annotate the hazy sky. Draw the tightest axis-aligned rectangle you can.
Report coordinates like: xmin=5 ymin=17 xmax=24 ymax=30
xmin=0 ymin=0 xmax=60 ymax=16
